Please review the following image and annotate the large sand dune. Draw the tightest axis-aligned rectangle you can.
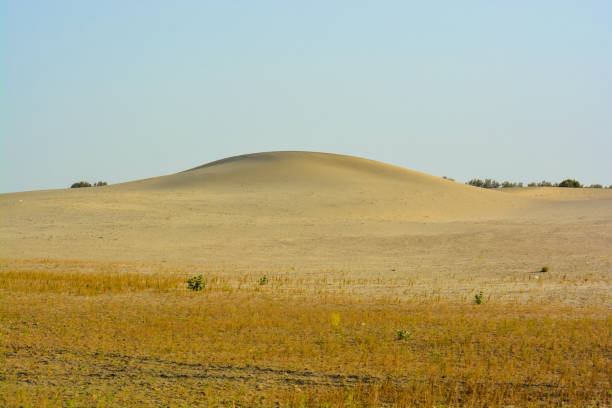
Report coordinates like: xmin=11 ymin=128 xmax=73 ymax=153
xmin=1 ymin=151 xmax=611 ymax=294
xmin=109 ymin=150 xmax=530 ymax=220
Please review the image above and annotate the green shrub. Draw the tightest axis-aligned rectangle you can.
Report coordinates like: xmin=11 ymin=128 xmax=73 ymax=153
xmin=396 ymin=329 xmax=412 ymax=340
xmin=474 ymin=291 xmax=484 ymax=305
xmin=541 ymin=266 xmax=549 ymax=272
xmin=70 ymin=181 xmax=92 ymax=188
xmin=70 ymin=181 xmax=107 ymax=188
xmin=467 ymin=179 xmax=483 ymax=188
xmin=558 ymin=179 xmax=582 ymax=188
xmin=187 ymin=275 xmax=205 ymax=291
xmin=467 ymin=179 xmax=500 ymax=189
xmin=485 ymin=179 xmax=500 ymax=188
xmin=258 ymin=275 xmax=268 ymax=285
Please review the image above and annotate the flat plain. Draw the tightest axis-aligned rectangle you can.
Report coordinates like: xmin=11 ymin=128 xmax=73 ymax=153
xmin=1 ymin=152 xmax=611 ymax=407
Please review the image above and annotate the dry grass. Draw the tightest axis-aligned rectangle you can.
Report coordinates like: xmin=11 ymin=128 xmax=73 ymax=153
xmin=1 ymin=259 xmax=611 ymax=407
xmin=0 ymin=268 xmax=184 ymax=295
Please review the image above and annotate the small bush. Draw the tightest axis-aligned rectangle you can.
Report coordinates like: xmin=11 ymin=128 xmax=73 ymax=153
xmin=71 ymin=181 xmax=92 ymax=188
xmin=94 ymin=181 xmax=108 ymax=187
xmin=485 ymin=179 xmax=500 ymax=189
xmin=527 ymin=182 xmax=537 ymax=187
xmin=396 ymin=329 xmax=412 ymax=340
xmin=467 ymin=179 xmax=483 ymax=188
xmin=537 ymin=181 xmax=554 ymax=187
xmin=558 ymin=179 xmax=582 ymax=188
xmin=187 ymin=275 xmax=205 ymax=291
xmin=541 ymin=266 xmax=549 ymax=273
xmin=442 ymin=176 xmax=455 ymax=182
xmin=474 ymin=291 xmax=484 ymax=305
xmin=258 ymin=275 xmax=268 ymax=285
xmin=467 ymin=179 xmax=500 ymax=189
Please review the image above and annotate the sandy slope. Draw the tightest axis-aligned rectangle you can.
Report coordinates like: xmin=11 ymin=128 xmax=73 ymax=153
xmin=103 ymin=151 xmax=532 ymax=221
xmin=1 ymin=151 xmax=611 ymax=300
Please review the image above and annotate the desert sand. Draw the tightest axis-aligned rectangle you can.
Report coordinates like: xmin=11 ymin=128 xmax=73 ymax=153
xmin=1 ymin=151 xmax=611 ymax=305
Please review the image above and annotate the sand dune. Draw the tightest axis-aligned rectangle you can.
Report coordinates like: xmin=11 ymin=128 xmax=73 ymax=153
xmin=111 ymin=151 xmax=529 ymax=220
xmin=131 ymin=151 xmax=453 ymax=190
xmin=1 ymin=151 xmax=611 ymax=274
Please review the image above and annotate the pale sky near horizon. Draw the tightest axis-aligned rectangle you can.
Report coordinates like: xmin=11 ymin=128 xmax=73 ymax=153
xmin=2 ymin=1 xmax=611 ymax=193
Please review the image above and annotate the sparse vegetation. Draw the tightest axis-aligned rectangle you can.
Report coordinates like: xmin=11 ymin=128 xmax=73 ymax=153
xmin=535 ymin=180 xmax=555 ymax=187
xmin=541 ymin=266 xmax=549 ymax=273
xmin=396 ymin=329 xmax=412 ymax=340
xmin=259 ymin=275 xmax=268 ymax=285
xmin=70 ymin=180 xmax=107 ymax=188
xmin=501 ymin=181 xmax=523 ymax=188
xmin=0 ymin=258 xmax=610 ymax=407
xmin=187 ymin=274 xmax=205 ymax=291
xmin=70 ymin=181 xmax=92 ymax=188
xmin=467 ymin=179 xmax=523 ymax=188
xmin=558 ymin=179 xmax=582 ymax=188
xmin=467 ymin=178 xmax=500 ymax=189
xmin=474 ymin=291 xmax=484 ymax=304
xmin=470 ymin=178 xmax=607 ymax=189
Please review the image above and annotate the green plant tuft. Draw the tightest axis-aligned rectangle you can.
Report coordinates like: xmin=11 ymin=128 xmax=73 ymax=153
xmin=187 ymin=274 xmax=205 ymax=291
xmin=474 ymin=291 xmax=484 ymax=305
xmin=396 ymin=329 xmax=412 ymax=340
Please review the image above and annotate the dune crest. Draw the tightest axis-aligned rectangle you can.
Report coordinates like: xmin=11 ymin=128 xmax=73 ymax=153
xmin=123 ymin=151 xmax=442 ymax=190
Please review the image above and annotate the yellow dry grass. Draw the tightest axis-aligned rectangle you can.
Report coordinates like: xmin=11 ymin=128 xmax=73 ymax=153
xmin=1 ymin=259 xmax=610 ymax=407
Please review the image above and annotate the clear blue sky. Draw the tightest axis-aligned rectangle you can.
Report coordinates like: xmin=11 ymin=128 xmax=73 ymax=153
xmin=2 ymin=1 xmax=611 ymax=193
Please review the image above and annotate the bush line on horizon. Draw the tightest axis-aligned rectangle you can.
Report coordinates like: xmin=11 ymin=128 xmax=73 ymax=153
xmin=70 ymin=180 xmax=108 ymax=188
xmin=465 ymin=178 xmax=611 ymax=189
xmin=71 ymin=181 xmax=91 ymax=188
xmin=70 ymin=175 xmax=612 ymax=190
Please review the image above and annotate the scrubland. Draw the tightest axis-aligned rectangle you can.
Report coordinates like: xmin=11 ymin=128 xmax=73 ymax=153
xmin=1 ymin=258 xmax=610 ymax=407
